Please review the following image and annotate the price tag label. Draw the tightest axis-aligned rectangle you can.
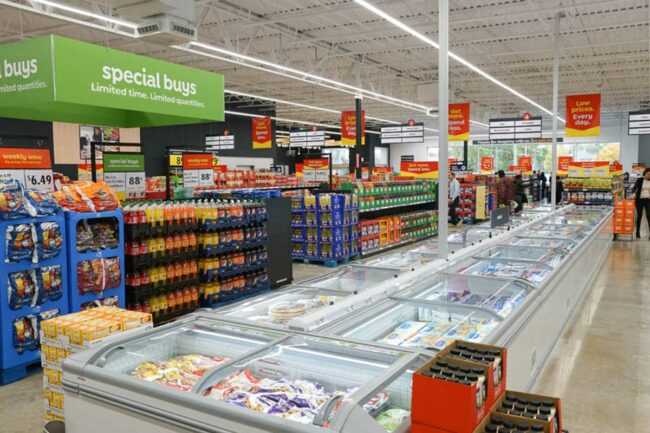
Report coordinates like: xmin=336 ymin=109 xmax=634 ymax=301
xmin=198 ymin=169 xmax=214 ymax=186
xmin=0 ymin=169 xmax=25 ymax=185
xmin=183 ymin=170 xmax=200 ymax=188
xmin=169 ymin=154 xmax=183 ymax=167
xmin=125 ymin=172 xmax=146 ymax=199
xmin=104 ymin=172 xmax=126 ymax=195
xmin=0 ymin=168 xmax=54 ymax=192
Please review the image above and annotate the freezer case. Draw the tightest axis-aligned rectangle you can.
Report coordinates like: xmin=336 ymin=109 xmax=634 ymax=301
xmin=358 ymin=251 xmax=439 ymax=272
xmin=322 ymin=298 xmax=502 ymax=352
xmin=446 ymin=256 xmax=554 ymax=287
xmin=63 ymin=313 xmax=423 ymax=433
xmin=447 ymin=227 xmax=504 ymax=245
xmin=509 ymin=236 xmax=577 ymax=252
xmin=473 ymin=245 xmax=567 ymax=268
xmin=299 ymin=265 xmax=401 ymax=293
xmin=409 ymin=239 xmax=465 ymax=256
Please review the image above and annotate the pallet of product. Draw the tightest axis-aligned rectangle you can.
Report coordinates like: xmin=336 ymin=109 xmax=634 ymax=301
xmin=292 ymin=253 xmax=361 ymax=268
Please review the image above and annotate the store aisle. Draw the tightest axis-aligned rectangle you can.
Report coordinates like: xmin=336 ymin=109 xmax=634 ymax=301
xmin=533 ymin=237 xmax=650 ymax=433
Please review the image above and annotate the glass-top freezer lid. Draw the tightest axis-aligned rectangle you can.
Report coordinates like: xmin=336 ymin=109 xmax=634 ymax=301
xmin=360 ymin=251 xmax=437 ymax=271
xmin=410 ymin=239 xmax=465 ymax=255
xmin=448 ymin=257 xmax=552 ymax=286
xmin=543 ymin=215 xmax=598 ymax=227
xmin=511 ymin=236 xmax=576 ymax=251
xmin=448 ymin=227 xmax=503 ymax=244
xmin=91 ymin=318 xmax=285 ymax=392
xmin=393 ymin=274 xmax=531 ymax=318
xmin=475 ymin=245 xmax=566 ymax=268
xmin=329 ymin=299 xmax=499 ymax=351
xmin=216 ymin=286 xmax=352 ymax=326
xmin=301 ymin=265 xmax=400 ymax=292
xmin=197 ymin=335 xmax=408 ymax=426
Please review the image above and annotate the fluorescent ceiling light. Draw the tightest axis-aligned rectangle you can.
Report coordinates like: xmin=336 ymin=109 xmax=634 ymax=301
xmin=29 ymin=0 xmax=138 ymax=29
xmin=352 ymin=0 xmax=566 ymax=123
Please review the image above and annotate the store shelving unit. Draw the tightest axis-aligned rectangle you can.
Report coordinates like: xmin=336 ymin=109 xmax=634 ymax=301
xmin=65 ymin=209 xmax=125 ymax=312
xmin=564 ymin=176 xmax=624 ymax=205
xmin=0 ymin=213 xmax=69 ymax=384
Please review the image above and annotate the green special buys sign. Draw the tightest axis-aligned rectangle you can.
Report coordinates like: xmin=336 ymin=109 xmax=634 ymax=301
xmin=0 ymin=35 xmax=224 ymax=127
xmin=103 ymin=153 xmax=146 ymax=200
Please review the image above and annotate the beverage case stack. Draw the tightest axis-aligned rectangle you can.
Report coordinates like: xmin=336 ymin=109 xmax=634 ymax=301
xmin=40 ymin=307 xmax=153 ymax=422
xmin=412 ymin=340 xmax=563 ymax=433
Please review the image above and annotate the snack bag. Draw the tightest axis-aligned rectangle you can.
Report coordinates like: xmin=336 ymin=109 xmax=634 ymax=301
xmin=5 ymin=224 xmax=35 ymax=262
xmin=35 ymin=265 xmax=64 ymax=304
xmin=24 ymin=190 xmax=61 ymax=217
xmin=53 ymin=186 xmax=94 ymax=212
xmin=13 ymin=316 xmax=39 ymax=353
xmin=36 ymin=222 xmax=63 ymax=260
xmin=77 ymin=259 xmax=105 ymax=294
xmin=75 ymin=181 xmax=120 ymax=211
xmin=90 ymin=221 xmax=119 ymax=249
xmin=0 ymin=181 xmax=30 ymax=220
xmin=76 ymin=220 xmax=96 ymax=252
xmin=103 ymin=257 xmax=121 ymax=289
xmin=8 ymin=270 xmax=37 ymax=310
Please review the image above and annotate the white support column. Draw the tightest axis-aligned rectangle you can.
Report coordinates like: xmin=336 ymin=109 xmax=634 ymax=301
xmin=551 ymin=12 xmax=563 ymax=209
xmin=438 ymin=0 xmax=449 ymax=258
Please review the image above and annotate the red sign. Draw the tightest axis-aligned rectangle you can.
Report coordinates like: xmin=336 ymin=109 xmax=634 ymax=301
xmin=182 ymin=154 xmax=213 ymax=170
xmin=518 ymin=155 xmax=533 ymax=174
xmin=509 ymin=165 xmax=528 ymax=173
xmin=213 ymin=164 xmax=228 ymax=174
xmin=408 ymin=119 xmax=415 ymax=127
xmin=566 ymin=94 xmax=601 ymax=137
xmin=523 ymin=112 xmax=532 ymax=121
xmin=558 ymin=156 xmax=573 ymax=174
xmin=341 ymin=111 xmax=365 ymax=146
xmin=252 ymin=117 xmax=272 ymax=149
xmin=448 ymin=103 xmax=470 ymax=141
xmin=0 ymin=148 xmax=52 ymax=169
xmin=400 ymin=161 xmax=439 ymax=179
xmin=480 ymin=156 xmax=494 ymax=174
xmin=303 ymin=159 xmax=329 ymax=169
xmin=609 ymin=162 xmax=623 ymax=175
xmin=373 ymin=167 xmax=392 ymax=174
xmin=568 ymin=161 xmax=610 ymax=177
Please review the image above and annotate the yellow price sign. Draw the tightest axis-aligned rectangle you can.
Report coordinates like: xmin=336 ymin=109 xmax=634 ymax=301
xmin=169 ymin=154 xmax=183 ymax=167
xmin=212 ymin=155 xmax=219 ymax=166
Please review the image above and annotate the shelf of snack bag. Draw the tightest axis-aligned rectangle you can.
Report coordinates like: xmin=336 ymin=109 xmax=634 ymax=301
xmin=196 ymin=200 xmax=270 ymax=307
xmin=0 ymin=181 xmax=69 ymax=384
xmin=412 ymin=340 xmax=564 ymax=433
xmin=122 ymin=201 xmax=200 ymax=325
xmin=40 ymin=307 xmax=153 ymax=422
xmin=563 ymin=176 xmax=623 ymax=205
xmin=359 ymin=209 xmax=438 ymax=256
xmin=613 ymin=199 xmax=635 ymax=240
xmin=214 ymin=169 xmax=302 ymax=190
xmin=53 ymin=181 xmax=126 ymax=314
xmin=341 ymin=179 xmax=436 ymax=212
xmin=291 ymin=193 xmax=359 ymax=264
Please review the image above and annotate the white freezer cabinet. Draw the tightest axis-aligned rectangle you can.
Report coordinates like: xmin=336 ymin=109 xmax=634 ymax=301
xmin=447 ymin=227 xmax=505 ymax=245
xmin=473 ymin=245 xmax=567 ymax=268
xmin=63 ymin=313 xmax=425 ymax=433
xmin=445 ymin=256 xmax=555 ymax=287
xmin=298 ymin=265 xmax=401 ymax=293
xmin=357 ymin=251 xmax=438 ymax=272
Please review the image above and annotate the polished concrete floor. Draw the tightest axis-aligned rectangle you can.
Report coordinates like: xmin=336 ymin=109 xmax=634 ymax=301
xmin=1 ymin=233 xmax=649 ymax=433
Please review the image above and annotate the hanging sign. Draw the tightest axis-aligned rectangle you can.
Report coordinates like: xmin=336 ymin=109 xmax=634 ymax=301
xmin=565 ymin=94 xmax=601 ymax=137
xmin=632 ymin=163 xmax=647 ymax=172
xmin=182 ymin=154 xmax=214 ymax=188
xmin=103 ymin=153 xmax=146 ymax=200
xmin=400 ymin=161 xmax=439 ymax=179
xmin=252 ymin=117 xmax=272 ymax=149
xmin=518 ymin=156 xmax=533 ymax=175
xmin=489 ymin=116 xmax=542 ymax=140
xmin=341 ymin=111 xmax=365 ymax=146
xmin=609 ymin=162 xmax=623 ymax=176
xmin=302 ymin=159 xmax=330 ymax=182
xmin=206 ymin=134 xmax=235 ymax=150
xmin=473 ymin=137 xmax=562 ymax=146
xmin=0 ymin=35 xmax=224 ymax=127
xmin=449 ymin=103 xmax=470 ymax=141
xmin=381 ymin=120 xmax=424 ymax=144
xmin=628 ymin=110 xmax=650 ymax=135
xmin=568 ymin=161 xmax=610 ymax=178
xmin=0 ymin=148 xmax=53 ymax=191
xmin=480 ymin=157 xmax=494 ymax=174
xmin=558 ymin=156 xmax=573 ymax=176
xmin=290 ymin=130 xmax=326 ymax=147
xmin=450 ymin=162 xmax=468 ymax=177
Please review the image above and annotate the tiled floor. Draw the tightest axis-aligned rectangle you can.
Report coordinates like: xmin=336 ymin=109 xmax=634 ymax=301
xmin=2 ymin=233 xmax=649 ymax=432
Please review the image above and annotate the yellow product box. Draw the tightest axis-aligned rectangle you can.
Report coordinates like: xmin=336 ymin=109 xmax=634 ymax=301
xmin=43 ymin=368 xmax=62 ymax=388
xmin=44 ymin=410 xmax=65 ymax=422
xmin=67 ymin=323 xmax=111 ymax=346
xmin=110 ymin=309 xmax=153 ymax=330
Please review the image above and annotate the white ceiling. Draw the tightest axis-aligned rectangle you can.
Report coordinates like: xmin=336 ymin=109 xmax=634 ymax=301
xmin=0 ymin=0 xmax=648 ymax=131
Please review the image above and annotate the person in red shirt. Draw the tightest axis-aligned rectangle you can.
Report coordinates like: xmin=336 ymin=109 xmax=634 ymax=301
xmin=497 ymin=170 xmax=515 ymax=208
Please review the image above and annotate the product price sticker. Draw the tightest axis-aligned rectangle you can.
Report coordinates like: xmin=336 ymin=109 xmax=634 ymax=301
xmin=0 ymin=168 xmax=54 ymax=191
xmin=198 ymin=169 xmax=214 ymax=186
xmin=125 ymin=171 xmax=146 ymax=199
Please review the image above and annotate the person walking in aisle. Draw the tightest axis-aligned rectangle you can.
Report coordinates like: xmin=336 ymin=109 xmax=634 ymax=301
xmin=449 ymin=172 xmax=461 ymax=226
xmin=539 ymin=171 xmax=547 ymax=202
xmin=513 ymin=174 xmax=526 ymax=213
xmin=496 ymin=170 xmax=515 ymax=209
xmin=632 ymin=168 xmax=650 ymax=238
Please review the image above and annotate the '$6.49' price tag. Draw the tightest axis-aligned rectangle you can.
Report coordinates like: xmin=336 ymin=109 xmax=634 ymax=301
xmin=24 ymin=169 xmax=54 ymax=192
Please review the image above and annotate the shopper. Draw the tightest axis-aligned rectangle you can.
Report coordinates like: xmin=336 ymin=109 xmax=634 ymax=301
xmin=539 ymin=171 xmax=547 ymax=202
xmin=553 ymin=173 xmax=564 ymax=205
xmin=632 ymin=168 xmax=650 ymax=238
xmin=513 ymin=174 xmax=525 ymax=213
xmin=449 ymin=172 xmax=461 ymax=225
xmin=496 ymin=170 xmax=515 ymax=209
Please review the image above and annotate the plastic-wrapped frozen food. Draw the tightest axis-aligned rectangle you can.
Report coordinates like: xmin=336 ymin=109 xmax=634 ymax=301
xmin=5 ymin=224 xmax=35 ymax=262
xmin=76 ymin=220 xmax=96 ymax=252
xmin=376 ymin=408 xmax=410 ymax=432
xmin=131 ymin=354 xmax=229 ymax=392
xmin=377 ymin=321 xmax=427 ymax=346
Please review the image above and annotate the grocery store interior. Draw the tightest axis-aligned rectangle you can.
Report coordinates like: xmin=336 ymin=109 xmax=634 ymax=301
xmin=0 ymin=1 xmax=648 ymax=433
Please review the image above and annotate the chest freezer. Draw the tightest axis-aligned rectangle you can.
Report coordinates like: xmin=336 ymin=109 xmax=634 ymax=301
xmin=393 ymin=274 xmax=533 ymax=319
xmin=358 ymin=251 xmax=438 ymax=272
xmin=409 ymin=239 xmax=465 ymax=256
xmin=518 ymin=228 xmax=588 ymax=244
xmin=322 ymin=298 xmax=501 ymax=352
xmin=509 ymin=236 xmax=577 ymax=252
xmin=299 ymin=265 xmax=400 ymax=293
xmin=63 ymin=313 xmax=423 ymax=433
xmin=447 ymin=257 xmax=553 ymax=287
xmin=447 ymin=227 xmax=504 ymax=244
xmin=474 ymin=245 xmax=567 ymax=268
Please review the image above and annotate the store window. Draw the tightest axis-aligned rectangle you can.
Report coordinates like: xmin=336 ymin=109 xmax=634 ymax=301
xmin=426 ymin=146 xmax=465 ymax=163
xmin=374 ymin=147 xmax=389 ymax=166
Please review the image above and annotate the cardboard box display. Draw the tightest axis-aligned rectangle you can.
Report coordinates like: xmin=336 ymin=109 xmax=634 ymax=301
xmin=438 ymin=341 xmax=507 ymax=409
xmin=500 ymin=390 xmax=562 ymax=433
xmin=412 ymin=356 xmax=490 ymax=433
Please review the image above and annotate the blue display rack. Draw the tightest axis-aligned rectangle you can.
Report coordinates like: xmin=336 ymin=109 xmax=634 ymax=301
xmin=0 ymin=213 xmax=69 ymax=383
xmin=65 ymin=209 xmax=125 ymax=312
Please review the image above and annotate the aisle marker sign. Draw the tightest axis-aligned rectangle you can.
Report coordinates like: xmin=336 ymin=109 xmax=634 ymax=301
xmin=182 ymin=154 xmax=214 ymax=187
xmin=103 ymin=153 xmax=146 ymax=200
xmin=489 ymin=116 xmax=542 ymax=140
xmin=628 ymin=110 xmax=650 ymax=136
xmin=566 ymin=94 xmax=601 ymax=137
xmin=381 ymin=120 xmax=424 ymax=144
xmin=341 ymin=111 xmax=365 ymax=146
xmin=206 ymin=134 xmax=235 ymax=150
xmin=448 ymin=103 xmax=470 ymax=141
xmin=252 ymin=117 xmax=272 ymax=149
xmin=0 ymin=148 xmax=53 ymax=191
xmin=289 ymin=130 xmax=326 ymax=147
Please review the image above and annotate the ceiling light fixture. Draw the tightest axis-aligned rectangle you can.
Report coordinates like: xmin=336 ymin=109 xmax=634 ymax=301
xmin=352 ymin=0 xmax=566 ymax=123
